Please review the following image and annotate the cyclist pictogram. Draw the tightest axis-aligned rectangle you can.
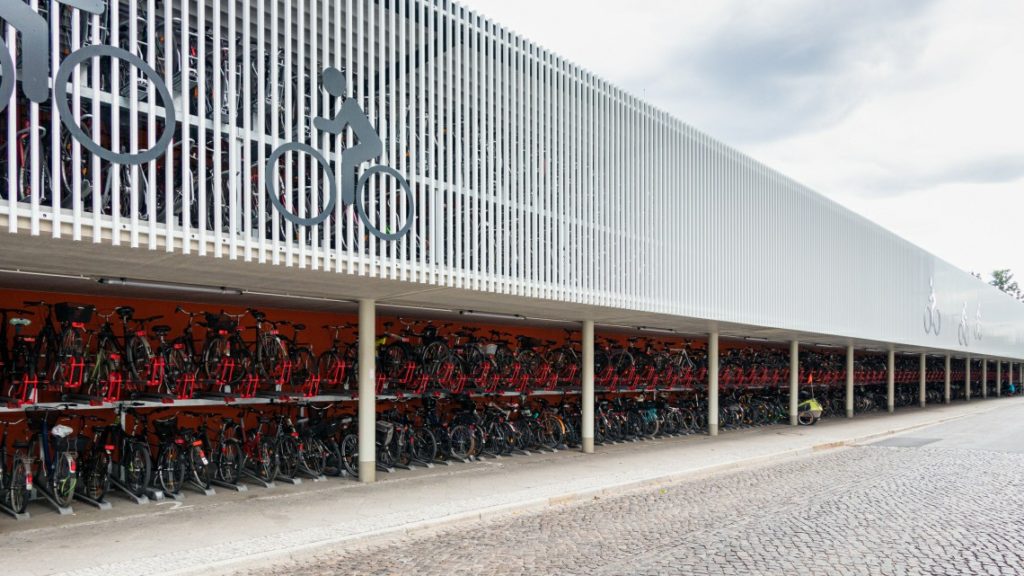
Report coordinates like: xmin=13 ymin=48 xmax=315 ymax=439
xmin=974 ymin=303 xmax=982 ymax=341
xmin=923 ymin=277 xmax=941 ymax=335
xmin=265 ymin=67 xmax=415 ymax=241
xmin=0 ymin=0 xmax=176 ymax=165
xmin=957 ymin=302 xmax=970 ymax=347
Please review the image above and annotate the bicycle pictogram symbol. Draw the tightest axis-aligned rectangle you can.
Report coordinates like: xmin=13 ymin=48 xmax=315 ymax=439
xmin=266 ymin=67 xmax=415 ymax=241
xmin=957 ymin=302 xmax=970 ymax=347
xmin=923 ymin=278 xmax=941 ymax=335
xmin=974 ymin=303 xmax=982 ymax=341
xmin=0 ymin=0 xmax=176 ymax=165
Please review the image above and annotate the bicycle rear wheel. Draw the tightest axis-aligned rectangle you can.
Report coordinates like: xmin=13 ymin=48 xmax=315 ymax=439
xmin=216 ymin=439 xmax=242 ymax=484
xmin=51 ymin=452 xmax=77 ymax=507
xmin=156 ymin=445 xmax=185 ymax=495
xmin=190 ymin=444 xmax=212 ymax=489
xmin=81 ymin=451 xmax=111 ymax=501
xmin=9 ymin=458 xmax=29 ymax=514
xmin=339 ymin=433 xmax=358 ymax=478
xmin=121 ymin=442 xmax=151 ymax=496
xmin=447 ymin=425 xmax=473 ymax=460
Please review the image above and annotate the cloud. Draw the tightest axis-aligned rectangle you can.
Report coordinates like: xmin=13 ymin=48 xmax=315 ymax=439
xmin=639 ymin=0 xmax=940 ymax=143
xmin=861 ymin=155 xmax=1024 ymax=196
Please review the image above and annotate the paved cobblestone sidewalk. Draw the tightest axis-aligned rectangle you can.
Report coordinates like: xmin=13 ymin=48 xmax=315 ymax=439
xmin=237 ymin=445 xmax=1024 ymax=576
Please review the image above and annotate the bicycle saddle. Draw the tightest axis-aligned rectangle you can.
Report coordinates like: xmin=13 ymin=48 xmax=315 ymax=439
xmin=9 ymin=317 xmax=31 ymax=327
xmin=135 ymin=315 xmax=163 ymax=323
xmin=292 ymin=323 xmax=306 ymax=331
xmin=115 ymin=306 xmax=135 ymax=318
xmin=151 ymin=325 xmax=172 ymax=335
xmin=249 ymin=309 xmax=267 ymax=321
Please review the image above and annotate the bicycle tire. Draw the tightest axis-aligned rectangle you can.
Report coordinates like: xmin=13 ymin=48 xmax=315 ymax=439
xmin=257 ymin=438 xmax=280 ymax=482
xmin=340 ymin=433 xmax=359 ymax=478
xmin=52 ymin=452 xmax=77 ymax=508
xmin=190 ymin=444 xmax=212 ymax=489
xmin=80 ymin=451 xmax=111 ymax=501
xmin=216 ymin=438 xmax=242 ymax=484
xmin=447 ymin=425 xmax=473 ymax=460
xmin=121 ymin=442 xmax=151 ymax=496
xmin=411 ymin=427 xmax=438 ymax=463
xmin=126 ymin=336 xmax=153 ymax=381
xmin=9 ymin=458 xmax=29 ymax=514
xmin=277 ymin=436 xmax=300 ymax=478
xmin=157 ymin=445 xmax=185 ymax=495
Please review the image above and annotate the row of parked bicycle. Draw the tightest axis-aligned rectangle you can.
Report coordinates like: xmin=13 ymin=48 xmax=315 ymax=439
xmin=4 ymin=373 xmax=1018 ymax=519
xmin=3 ymin=300 xmax=1014 ymax=412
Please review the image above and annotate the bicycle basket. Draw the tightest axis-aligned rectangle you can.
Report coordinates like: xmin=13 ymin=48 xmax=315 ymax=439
xmin=204 ymin=312 xmax=237 ymax=332
xmin=55 ymin=302 xmax=95 ymax=324
xmin=25 ymin=409 xmax=62 ymax=431
xmin=153 ymin=415 xmax=179 ymax=443
xmin=375 ymin=421 xmax=394 ymax=445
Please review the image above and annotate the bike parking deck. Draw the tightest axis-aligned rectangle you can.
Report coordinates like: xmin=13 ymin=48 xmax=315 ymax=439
xmin=2 ymin=397 xmax=1015 ymax=576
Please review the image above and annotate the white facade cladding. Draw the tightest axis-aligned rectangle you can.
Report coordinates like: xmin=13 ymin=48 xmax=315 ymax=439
xmin=0 ymin=0 xmax=1022 ymax=358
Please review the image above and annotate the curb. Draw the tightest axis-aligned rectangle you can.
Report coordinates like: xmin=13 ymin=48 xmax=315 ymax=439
xmin=202 ymin=400 xmax=1007 ymax=576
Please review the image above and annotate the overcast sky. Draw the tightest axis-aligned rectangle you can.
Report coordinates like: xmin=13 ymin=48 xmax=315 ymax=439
xmin=460 ymin=0 xmax=1024 ymax=282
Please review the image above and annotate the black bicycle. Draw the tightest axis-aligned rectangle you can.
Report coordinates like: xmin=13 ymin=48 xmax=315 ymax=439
xmin=25 ymin=405 xmax=78 ymax=508
xmin=0 ymin=418 xmax=32 ymax=514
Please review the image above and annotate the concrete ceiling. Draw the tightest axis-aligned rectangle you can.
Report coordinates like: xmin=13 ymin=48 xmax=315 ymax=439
xmin=0 ymin=232 xmax=1007 ymax=360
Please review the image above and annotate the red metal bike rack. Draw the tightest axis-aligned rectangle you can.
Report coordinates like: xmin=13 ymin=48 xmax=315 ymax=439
xmin=177 ymin=373 xmax=196 ymax=400
xmin=146 ymin=357 xmax=166 ymax=390
xmin=103 ymin=372 xmax=123 ymax=404
xmin=63 ymin=357 xmax=86 ymax=390
xmin=302 ymin=374 xmax=321 ymax=398
xmin=215 ymin=358 xmax=237 ymax=392
xmin=238 ymin=374 xmax=259 ymax=398
xmin=273 ymin=359 xmax=293 ymax=388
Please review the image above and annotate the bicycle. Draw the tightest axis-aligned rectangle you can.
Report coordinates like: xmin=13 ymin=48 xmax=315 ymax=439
xmin=25 ymin=405 xmax=78 ymax=508
xmin=923 ymin=278 xmax=941 ymax=335
xmin=0 ymin=0 xmax=176 ymax=167
xmin=73 ymin=413 xmax=114 ymax=502
xmin=98 ymin=406 xmax=152 ymax=498
xmin=24 ymin=300 xmax=94 ymax=389
xmin=265 ymin=66 xmax=413 ymax=240
xmin=0 ymin=418 xmax=33 ymax=514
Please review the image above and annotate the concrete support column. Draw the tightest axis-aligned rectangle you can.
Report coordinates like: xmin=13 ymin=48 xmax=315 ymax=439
xmin=789 ymin=340 xmax=799 ymax=426
xmin=357 ymin=299 xmax=376 ymax=483
xmin=996 ymin=361 xmax=1002 ymax=397
xmin=919 ymin=353 xmax=927 ymax=408
xmin=944 ymin=354 xmax=951 ymax=404
xmin=708 ymin=332 xmax=719 ymax=436
xmin=1007 ymin=362 xmax=1012 ymax=396
xmin=845 ymin=345 xmax=855 ymax=418
xmin=982 ymin=359 xmax=988 ymax=399
xmin=965 ymin=357 xmax=971 ymax=402
xmin=581 ymin=320 xmax=595 ymax=453
xmin=887 ymin=349 xmax=895 ymax=413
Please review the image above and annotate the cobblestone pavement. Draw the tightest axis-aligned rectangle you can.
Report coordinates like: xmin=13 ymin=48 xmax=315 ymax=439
xmin=236 ymin=444 xmax=1024 ymax=576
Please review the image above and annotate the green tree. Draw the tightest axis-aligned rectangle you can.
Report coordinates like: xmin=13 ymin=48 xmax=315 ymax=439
xmin=990 ymin=269 xmax=1023 ymax=301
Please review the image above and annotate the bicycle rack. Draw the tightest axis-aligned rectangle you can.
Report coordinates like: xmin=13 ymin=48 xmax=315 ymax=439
xmin=2 ymin=374 xmax=38 ymax=408
xmin=73 ymin=488 xmax=112 ymax=511
xmin=133 ymin=357 xmax=176 ymax=403
xmin=199 ymin=359 xmax=238 ymax=401
xmin=28 ymin=484 xmax=74 ymax=516
xmin=273 ymin=360 xmax=293 ymax=389
xmin=184 ymin=480 xmax=216 ymax=497
xmin=320 ymin=359 xmax=348 ymax=394
xmin=177 ymin=373 xmax=197 ymax=400
xmin=302 ymin=374 xmax=321 ymax=398
xmin=239 ymin=462 xmax=277 ymax=489
xmin=239 ymin=375 xmax=261 ymax=399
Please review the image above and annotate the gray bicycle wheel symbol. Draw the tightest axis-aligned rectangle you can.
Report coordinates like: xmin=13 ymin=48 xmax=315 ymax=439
xmin=266 ymin=144 xmax=414 ymax=241
xmin=0 ymin=48 xmax=14 ymax=116
xmin=53 ymin=44 xmax=176 ymax=165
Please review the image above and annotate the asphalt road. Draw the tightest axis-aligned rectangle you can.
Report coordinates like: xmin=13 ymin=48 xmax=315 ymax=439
xmin=233 ymin=402 xmax=1024 ymax=576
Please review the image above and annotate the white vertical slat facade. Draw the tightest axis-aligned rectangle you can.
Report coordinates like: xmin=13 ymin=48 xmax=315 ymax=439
xmin=0 ymin=0 xmax=1023 ymax=357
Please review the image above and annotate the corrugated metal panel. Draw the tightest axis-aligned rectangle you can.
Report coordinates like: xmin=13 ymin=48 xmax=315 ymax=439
xmin=0 ymin=0 xmax=1022 ymax=357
